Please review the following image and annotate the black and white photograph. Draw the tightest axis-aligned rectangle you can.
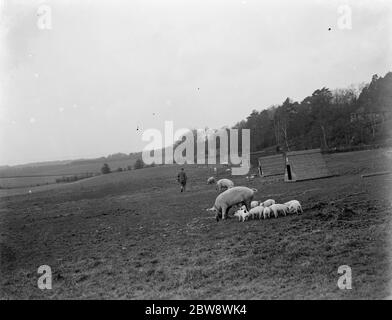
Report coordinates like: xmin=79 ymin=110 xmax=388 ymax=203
xmin=0 ymin=0 xmax=391 ymax=303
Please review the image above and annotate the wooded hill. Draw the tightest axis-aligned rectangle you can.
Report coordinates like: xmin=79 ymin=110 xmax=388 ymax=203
xmin=234 ymin=72 xmax=392 ymax=153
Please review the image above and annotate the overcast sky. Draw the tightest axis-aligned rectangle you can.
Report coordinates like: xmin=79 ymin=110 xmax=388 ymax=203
xmin=0 ymin=0 xmax=391 ymax=165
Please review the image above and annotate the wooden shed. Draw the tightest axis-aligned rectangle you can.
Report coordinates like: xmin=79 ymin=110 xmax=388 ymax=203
xmin=258 ymin=153 xmax=285 ymax=177
xmin=284 ymin=149 xmax=331 ymax=182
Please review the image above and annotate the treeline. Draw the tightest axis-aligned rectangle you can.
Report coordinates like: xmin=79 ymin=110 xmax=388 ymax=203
xmin=70 ymin=152 xmax=142 ymax=166
xmin=131 ymin=72 xmax=392 ymax=166
xmin=234 ymin=72 xmax=392 ymax=153
xmin=55 ymin=172 xmax=95 ymax=183
xmin=100 ymin=159 xmax=156 ymax=174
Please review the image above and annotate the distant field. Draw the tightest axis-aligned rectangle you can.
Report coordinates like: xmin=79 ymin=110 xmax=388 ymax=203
xmin=0 ymin=148 xmax=391 ymax=299
xmin=0 ymin=157 xmax=142 ymax=189
xmin=0 ymin=157 xmax=140 ymax=180
xmin=0 ymin=176 xmax=58 ymax=189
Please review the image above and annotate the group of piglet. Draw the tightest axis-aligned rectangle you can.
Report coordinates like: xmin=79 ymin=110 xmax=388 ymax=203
xmin=233 ymin=199 xmax=303 ymax=222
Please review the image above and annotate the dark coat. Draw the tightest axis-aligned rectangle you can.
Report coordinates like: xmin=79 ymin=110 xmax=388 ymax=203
xmin=177 ymin=171 xmax=187 ymax=184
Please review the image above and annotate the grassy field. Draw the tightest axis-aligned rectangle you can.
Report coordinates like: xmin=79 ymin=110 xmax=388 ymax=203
xmin=0 ymin=149 xmax=391 ymax=299
xmin=0 ymin=176 xmax=60 ymax=189
xmin=0 ymin=173 xmax=96 ymax=189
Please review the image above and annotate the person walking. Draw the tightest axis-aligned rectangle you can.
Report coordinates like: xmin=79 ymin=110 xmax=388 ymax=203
xmin=177 ymin=168 xmax=187 ymax=192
